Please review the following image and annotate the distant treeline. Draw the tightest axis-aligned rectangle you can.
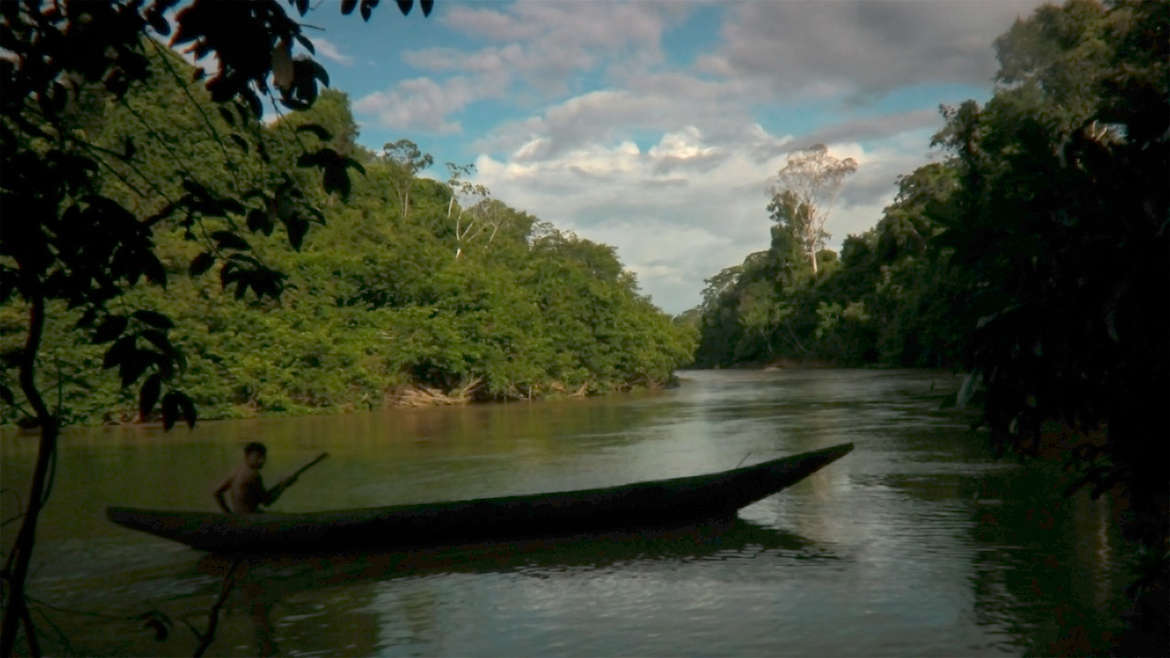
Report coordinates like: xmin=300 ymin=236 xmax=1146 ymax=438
xmin=0 ymin=47 xmax=694 ymax=425
xmin=687 ymin=0 xmax=1166 ymax=385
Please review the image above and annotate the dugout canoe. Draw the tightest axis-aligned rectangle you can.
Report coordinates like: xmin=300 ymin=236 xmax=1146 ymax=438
xmin=106 ymin=442 xmax=853 ymax=553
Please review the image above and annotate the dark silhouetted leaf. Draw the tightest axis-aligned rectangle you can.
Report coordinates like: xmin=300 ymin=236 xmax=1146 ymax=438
xmin=421 ymin=0 xmax=433 ymax=16
xmin=217 ymin=106 xmax=236 ymax=126
xmin=285 ymin=216 xmax=309 ymax=250
xmin=396 ymin=0 xmax=412 ymax=15
xmin=189 ymin=251 xmax=214 ymax=276
xmin=119 ymin=350 xmax=152 ymax=387
xmin=94 ymin=316 xmax=128 ymax=343
xmin=132 ymin=310 xmax=174 ymax=329
xmin=140 ymin=329 xmax=174 ymax=356
xmin=178 ymin=391 xmax=196 ymax=428
xmin=341 ymin=0 xmax=357 ymax=14
xmin=104 ymin=336 xmax=135 ymax=370
xmin=247 ymin=208 xmax=274 ymax=235
xmin=146 ymin=9 xmax=171 ymax=36
xmin=211 ymin=230 xmax=251 ymax=251
xmin=161 ymin=391 xmax=180 ymax=430
xmin=294 ymin=33 xmax=315 ymax=55
xmin=361 ymin=0 xmax=378 ymax=21
xmin=296 ymin=123 xmax=332 ymax=141
xmin=0 ymin=384 xmax=14 ymax=407
xmin=139 ymin=374 xmax=162 ymax=418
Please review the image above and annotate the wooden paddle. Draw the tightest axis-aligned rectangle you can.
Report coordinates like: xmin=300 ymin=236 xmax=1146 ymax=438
xmin=266 ymin=452 xmax=329 ymax=505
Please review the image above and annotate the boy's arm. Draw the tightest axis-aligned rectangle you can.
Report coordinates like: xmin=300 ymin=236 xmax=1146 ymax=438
xmin=212 ymin=475 xmax=233 ymax=514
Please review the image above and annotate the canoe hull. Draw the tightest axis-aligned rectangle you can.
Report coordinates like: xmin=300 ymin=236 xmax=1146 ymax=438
xmin=107 ymin=442 xmax=853 ymax=552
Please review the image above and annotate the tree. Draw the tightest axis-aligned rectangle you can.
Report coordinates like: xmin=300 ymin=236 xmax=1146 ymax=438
xmin=0 ymin=1 xmax=431 ymax=654
xmin=934 ymin=0 xmax=1168 ymax=635
xmin=381 ymin=138 xmax=434 ymax=220
xmin=444 ymin=161 xmax=492 ymax=259
xmin=768 ymin=144 xmax=857 ymax=275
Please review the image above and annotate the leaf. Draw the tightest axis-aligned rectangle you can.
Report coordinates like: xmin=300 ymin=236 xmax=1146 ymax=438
xmin=139 ymin=374 xmax=162 ymax=418
xmin=94 ymin=316 xmax=129 ymax=344
xmin=178 ymin=391 xmax=197 ymax=428
xmin=217 ymin=106 xmax=236 ymax=127
xmin=247 ymin=208 xmax=274 ymax=235
xmin=103 ymin=336 xmax=136 ymax=370
xmin=284 ymin=216 xmax=309 ymax=251
xmin=0 ymin=384 xmax=14 ymax=407
xmin=421 ymin=0 xmax=433 ymax=16
xmin=146 ymin=9 xmax=171 ymax=36
xmin=294 ymin=33 xmax=315 ymax=55
xmin=296 ymin=123 xmax=332 ymax=141
xmin=341 ymin=0 xmax=357 ymax=14
xmin=132 ymin=310 xmax=175 ymax=329
xmin=119 ymin=350 xmax=153 ymax=388
xmin=396 ymin=0 xmax=412 ymax=15
xmin=229 ymin=133 xmax=248 ymax=151
xmin=140 ymin=329 xmax=175 ymax=356
xmin=361 ymin=0 xmax=378 ymax=21
xmin=161 ymin=392 xmax=180 ymax=430
xmin=211 ymin=230 xmax=251 ymax=251
xmin=189 ymin=251 xmax=214 ymax=276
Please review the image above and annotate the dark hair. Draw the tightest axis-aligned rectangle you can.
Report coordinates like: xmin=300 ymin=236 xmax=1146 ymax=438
xmin=244 ymin=442 xmax=267 ymax=456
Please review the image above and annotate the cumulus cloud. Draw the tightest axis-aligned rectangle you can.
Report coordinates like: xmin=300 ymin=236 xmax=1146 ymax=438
xmin=356 ymin=1 xmax=687 ymax=131
xmin=353 ymin=75 xmax=507 ymax=134
xmin=470 ymin=110 xmax=937 ymax=312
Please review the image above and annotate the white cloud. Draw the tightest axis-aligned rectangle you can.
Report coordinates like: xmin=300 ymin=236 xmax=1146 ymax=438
xmin=310 ymin=37 xmax=354 ymax=67
xmin=355 ymin=1 xmax=690 ymax=133
xmin=470 ymin=109 xmax=936 ymax=313
xmin=353 ymin=75 xmax=506 ymax=134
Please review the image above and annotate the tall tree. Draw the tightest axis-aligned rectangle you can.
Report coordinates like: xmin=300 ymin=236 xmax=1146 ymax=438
xmin=0 ymin=1 xmax=430 ymax=654
xmin=768 ymin=144 xmax=857 ymax=275
xmin=381 ymin=138 xmax=434 ymax=220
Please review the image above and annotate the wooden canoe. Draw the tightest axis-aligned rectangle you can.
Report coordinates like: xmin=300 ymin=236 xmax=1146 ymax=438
xmin=107 ymin=442 xmax=853 ymax=552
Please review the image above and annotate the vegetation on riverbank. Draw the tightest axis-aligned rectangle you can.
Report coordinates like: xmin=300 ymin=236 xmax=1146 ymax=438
xmin=0 ymin=46 xmax=694 ymax=427
xmin=689 ymin=0 xmax=1167 ymax=639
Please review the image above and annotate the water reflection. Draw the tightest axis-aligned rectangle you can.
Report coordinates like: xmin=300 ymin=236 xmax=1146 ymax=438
xmin=188 ymin=519 xmax=826 ymax=656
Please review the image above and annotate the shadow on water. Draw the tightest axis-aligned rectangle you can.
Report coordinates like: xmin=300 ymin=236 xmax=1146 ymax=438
xmin=183 ymin=518 xmax=830 ymax=656
xmin=196 ymin=516 xmax=829 ymax=584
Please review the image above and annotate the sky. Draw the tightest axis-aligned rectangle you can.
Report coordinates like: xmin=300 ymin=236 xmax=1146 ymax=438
xmin=269 ymin=0 xmax=1047 ymax=314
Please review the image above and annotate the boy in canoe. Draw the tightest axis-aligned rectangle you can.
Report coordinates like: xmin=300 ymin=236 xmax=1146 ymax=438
xmin=214 ymin=444 xmax=329 ymax=514
xmin=213 ymin=442 xmax=273 ymax=514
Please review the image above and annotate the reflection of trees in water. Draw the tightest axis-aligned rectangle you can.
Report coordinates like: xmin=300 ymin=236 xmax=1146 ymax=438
xmin=963 ymin=467 xmax=1131 ymax=655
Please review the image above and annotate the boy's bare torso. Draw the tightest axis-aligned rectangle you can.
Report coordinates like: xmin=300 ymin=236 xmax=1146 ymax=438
xmin=217 ymin=464 xmax=266 ymax=513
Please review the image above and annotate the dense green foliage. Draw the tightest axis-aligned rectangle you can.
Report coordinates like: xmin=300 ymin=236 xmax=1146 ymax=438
xmin=692 ymin=159 xmax=963 ymax=369
xmin=1 ymin=52 xmax=693 ymax=426
xmin=693 ymin=0 xmax=1167 ymax=627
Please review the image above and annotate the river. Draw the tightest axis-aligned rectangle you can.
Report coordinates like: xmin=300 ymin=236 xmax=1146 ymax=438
xmin=0 ymin=369 xmax=1140 ymax=656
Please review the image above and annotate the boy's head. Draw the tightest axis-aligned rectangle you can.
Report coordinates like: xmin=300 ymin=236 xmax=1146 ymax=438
xmin=244 ymin=442 xmax=267 ymax=469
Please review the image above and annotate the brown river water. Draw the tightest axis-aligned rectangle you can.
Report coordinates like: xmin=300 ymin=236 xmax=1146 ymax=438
xmin=0 ymin=369 xmax=1143 ymax=656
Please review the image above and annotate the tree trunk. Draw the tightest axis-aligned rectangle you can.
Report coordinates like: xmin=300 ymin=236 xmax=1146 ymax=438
xmin=1 ymin=294 xmax=56 ymax=658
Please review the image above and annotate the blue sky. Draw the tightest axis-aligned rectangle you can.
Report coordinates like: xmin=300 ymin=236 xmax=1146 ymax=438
xmin=270 ymin=0 xmax=1046 ymax=314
